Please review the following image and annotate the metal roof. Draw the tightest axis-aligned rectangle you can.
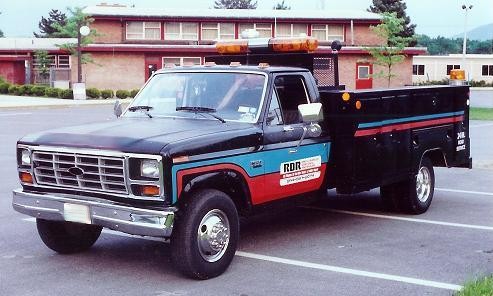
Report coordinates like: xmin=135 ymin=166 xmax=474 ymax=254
xmin=83 ymin=6 xmax=381 ymax=21
xmin=0 ymin=38 xmax=76 ymax=51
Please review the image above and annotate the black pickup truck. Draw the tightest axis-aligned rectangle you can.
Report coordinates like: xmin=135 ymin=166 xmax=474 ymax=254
xmin=13 ymin=37 xmax=471 ymax=279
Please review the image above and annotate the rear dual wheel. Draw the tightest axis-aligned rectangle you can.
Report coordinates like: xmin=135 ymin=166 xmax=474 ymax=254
xmin=381 ymin=157 xmax=435 ymax=214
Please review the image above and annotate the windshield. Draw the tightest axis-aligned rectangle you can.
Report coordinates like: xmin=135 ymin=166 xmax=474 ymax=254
xmin=126 ymin=72 xmax=267 ymax=123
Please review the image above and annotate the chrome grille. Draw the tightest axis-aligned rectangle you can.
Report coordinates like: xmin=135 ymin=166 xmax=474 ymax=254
xmin=32 ymin=151 xmax=128 ymax=194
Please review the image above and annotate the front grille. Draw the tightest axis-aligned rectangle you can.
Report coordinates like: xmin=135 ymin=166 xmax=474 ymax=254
xmin=32 ymin=151 xmax=128 ymax=194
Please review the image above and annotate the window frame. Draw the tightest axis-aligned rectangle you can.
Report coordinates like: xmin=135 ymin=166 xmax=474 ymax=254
xmin=201 ymin=22 xmax=235 ymax=41
xmin=482 ymin=65 xmax=493 ymax=76
xmin=275 ymin=23 xmax=308 ymax=38
xmin=446 ymin=64 xmax=461 ymax=75
xmin=412 ymin=64 xmax=425 ymax=76
xmin=126 ymin=21 xmax=162 ymax=40
xmin=238 ymin=23 xmax=272 ymax=38
xmin=162 ymin=57 xmax=202 ymax=68
xmin=270 ymin=74 xmax=311 ymax=126
xmin=164 ymin=22 xmax=199 ymax=41
xmin=311 ymin=24 xmax=344 ymax=42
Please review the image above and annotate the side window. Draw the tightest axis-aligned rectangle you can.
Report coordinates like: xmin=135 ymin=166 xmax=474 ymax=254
xmin=267 ymin=89 xmax=283 ymax=125
xmin=274 ymin=75 xmax=310 ymax=125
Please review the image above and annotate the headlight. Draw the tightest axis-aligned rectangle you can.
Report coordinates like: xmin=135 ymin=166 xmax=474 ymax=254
xmin=21 ymin=149 xmax=31 ymax=166
xmin=141 ymin=159 xmax=160 ymax=178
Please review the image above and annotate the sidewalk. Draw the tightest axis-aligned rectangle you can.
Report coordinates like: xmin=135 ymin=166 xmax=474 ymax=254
xmin=0 ymin=94 xmax=132 ymax=109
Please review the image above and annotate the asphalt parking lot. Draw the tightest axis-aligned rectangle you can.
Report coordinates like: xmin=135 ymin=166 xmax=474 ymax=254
xmin=1 ymin=105 xmax=492 ymax=296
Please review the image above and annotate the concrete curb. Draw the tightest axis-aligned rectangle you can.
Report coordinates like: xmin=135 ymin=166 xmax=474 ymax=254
xmin=0 ymin=95 xmax=132 ymax=109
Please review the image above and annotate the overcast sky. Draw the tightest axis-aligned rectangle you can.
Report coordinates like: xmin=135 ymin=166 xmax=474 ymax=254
xmin=0 ymin=0 xmax=491 ymax=38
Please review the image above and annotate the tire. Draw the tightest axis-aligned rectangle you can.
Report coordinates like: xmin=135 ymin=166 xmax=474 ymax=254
xmin=171 ymin=189 xmax=239 ymax=280
xmin=36 ymin=219 xmax=102 ymax=254
xmin=380 ymin=157 xmax=435 ymax=214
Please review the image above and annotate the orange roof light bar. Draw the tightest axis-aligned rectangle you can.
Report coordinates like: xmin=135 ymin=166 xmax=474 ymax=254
xmin=215 ymin=37 xmax=319 ymax=54
xmin=269 ymin=37 xmax=319 ymax=53
xmin=216 ymin=40 xmax=248 ymax=54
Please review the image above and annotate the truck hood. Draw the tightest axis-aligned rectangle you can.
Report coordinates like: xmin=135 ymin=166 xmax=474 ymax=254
xmin=19 ymin=117 xmax=261 ymax=155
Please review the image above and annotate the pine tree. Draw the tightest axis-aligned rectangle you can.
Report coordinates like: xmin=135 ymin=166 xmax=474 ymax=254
xmin=34 ymin=9 xmax=69 ymax=38
xmin=0 ymin=29 xmax=4 ymax=38
xmin=368 ymin=0 xmax=416 ymax=46
xmin=214 ymin=0 xmax=257 ymax=9
xmin=274 ymin=0 xmax=290 ymax=10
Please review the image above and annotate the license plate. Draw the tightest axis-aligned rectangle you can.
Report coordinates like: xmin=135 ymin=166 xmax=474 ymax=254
xmin=64 ymin=203 xmax=91 ymax=224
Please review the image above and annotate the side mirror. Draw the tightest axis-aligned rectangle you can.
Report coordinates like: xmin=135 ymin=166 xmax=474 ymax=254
xmin=114 ymin=99 xmax=123 ymax=118
xmin=298 ymin=102 xmax=323 ymax=123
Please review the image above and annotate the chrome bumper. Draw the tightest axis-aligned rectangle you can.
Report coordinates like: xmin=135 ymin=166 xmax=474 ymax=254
xmin=12 ymin=188 xmax=175 ymax=238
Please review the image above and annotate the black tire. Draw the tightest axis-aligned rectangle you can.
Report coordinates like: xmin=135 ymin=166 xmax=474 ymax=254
xmin=171 ymin=189 xmax=239 ymax=280
xmin=36 ymin=219 xmax=102 ymax=254
xmin=380 ymin=157 xmax=435 ymax=214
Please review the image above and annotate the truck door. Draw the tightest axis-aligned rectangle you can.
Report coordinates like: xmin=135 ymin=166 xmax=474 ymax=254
xmin=258 ymin=73 xmax=329 ymax=205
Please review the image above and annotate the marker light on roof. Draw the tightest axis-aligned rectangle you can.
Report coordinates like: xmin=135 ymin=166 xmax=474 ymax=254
xmin=204 ymin=61 xmax=216 ymax=67
xmin=215 ymin=37 xmax=319 ymax=54
xmin=164 ymin=63 xmax=176 ymax=68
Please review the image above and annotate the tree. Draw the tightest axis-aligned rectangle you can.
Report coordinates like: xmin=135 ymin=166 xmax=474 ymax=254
xmin=0 ymin=29 xmax=3 ymax=38
xmin=365 ymin=12 xmax=413 ymax=87
xmin=368 ymin=0 xmax=416 ymax=46
xmin=274 ymin=0 xmax=290 ymax=10
xmin=33 ymin=50 xmax=52 ymax=78
xmin=214 ymin=0 xmax=257 ymax=9
xmin=34 ymin=9 xmax=69 ymax=38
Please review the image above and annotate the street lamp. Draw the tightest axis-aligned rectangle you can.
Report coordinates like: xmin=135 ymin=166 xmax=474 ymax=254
xmin=461 ymin=4 xmax=473 ymax=74
xmin=77 ymin=25 xmax=90 ymax=83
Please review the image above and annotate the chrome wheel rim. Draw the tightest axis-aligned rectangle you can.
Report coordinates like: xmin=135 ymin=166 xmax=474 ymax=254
xmin=416 ymin=166 xmax=432 ymax=202
xmin=197 ymin=209 xmax=230 ymax=262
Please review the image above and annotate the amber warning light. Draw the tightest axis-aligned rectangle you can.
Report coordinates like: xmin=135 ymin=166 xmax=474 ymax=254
xmin=216 ymin=37 xmax=319 ymax=55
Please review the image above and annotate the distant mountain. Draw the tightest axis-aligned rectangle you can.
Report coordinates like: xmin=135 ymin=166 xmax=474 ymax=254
xmin=454 ymin=23 xmax=493 ymax=40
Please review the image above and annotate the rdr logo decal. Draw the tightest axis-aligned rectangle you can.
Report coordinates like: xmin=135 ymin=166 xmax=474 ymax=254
xmin=280 ymin=156 xmax=322 ymax=186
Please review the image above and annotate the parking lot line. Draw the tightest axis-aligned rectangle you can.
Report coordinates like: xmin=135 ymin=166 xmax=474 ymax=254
xmin=0 ymin=112 xmax=32 ymax=117
xmin=20 ymin=217 xmax=462 ymax=291
xmin=235 ymin=251 xmax=462 ymax=291
xmin=436 ymin=187 xmax=493 ymax=197
xmin=303 ymin=207 xmax=493 ymax=231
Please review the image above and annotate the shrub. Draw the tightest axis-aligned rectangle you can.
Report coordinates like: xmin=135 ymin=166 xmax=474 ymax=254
xmin=19 ymin=85 xmax=34 ymax=96
xmin=115 ymin=90 xmax=130 ymax=99
xmin=0 ymin=83 xmax=10 ymax=94
xmin=101 ymin=89 xmax=114 ymax=99
xmin=130 ymin=89 xmax=139 ymax=98
xmin=45 ymin=87 xmax=60 ymax=98
xmin=32 ymin=85 xmax=47 ymax=97
xmin=58 ymin=89 xmax=73 ymax=100
xmin=86 ymin=87 xmax=101 ymax=99
xmin=8 ymin=85 xmax=21 ymax=95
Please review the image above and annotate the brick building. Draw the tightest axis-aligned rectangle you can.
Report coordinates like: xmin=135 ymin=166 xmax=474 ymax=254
xmin=0 ymin=4 xmax=426 ymax=90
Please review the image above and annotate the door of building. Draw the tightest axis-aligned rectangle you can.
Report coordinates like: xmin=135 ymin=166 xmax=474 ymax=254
xmin=355 ymin=63 xmax=373 ymax=89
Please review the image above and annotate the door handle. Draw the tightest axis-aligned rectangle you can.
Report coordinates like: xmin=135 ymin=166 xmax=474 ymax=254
xmin=283 ymin=126 xmax=295 ymax=132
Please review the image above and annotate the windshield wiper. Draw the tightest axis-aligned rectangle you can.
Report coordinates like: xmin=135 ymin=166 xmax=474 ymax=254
xmin=128 ymin=105 xmax=153 ymax=118
xmin=176 ymin=106 xmax=226 ymax=123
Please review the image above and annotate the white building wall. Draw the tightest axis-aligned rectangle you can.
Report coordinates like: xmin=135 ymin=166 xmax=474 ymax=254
xmin=412 ymin=54 xmax=493 ymax=84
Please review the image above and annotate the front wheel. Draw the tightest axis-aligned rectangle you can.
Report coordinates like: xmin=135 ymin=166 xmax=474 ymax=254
xmin=170 ymin=189 xmax=239 ymax=279
xmin=380 ymin=157 xmax=435 ymax=214
xmin=36 ymin=219 xmax=102 ymax=254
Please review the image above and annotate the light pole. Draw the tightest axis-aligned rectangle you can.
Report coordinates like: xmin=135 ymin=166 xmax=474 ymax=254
xmin=461 ymin=4 xmax=473 ymax=73
xmin=77 ymin=25 xmax=90 ymax=83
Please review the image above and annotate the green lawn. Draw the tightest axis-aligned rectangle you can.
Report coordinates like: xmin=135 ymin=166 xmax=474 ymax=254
xmin=470 ymin=108 xmax=493 ymax=121
xmin=456 ymin=275 xmax=493 ymax=296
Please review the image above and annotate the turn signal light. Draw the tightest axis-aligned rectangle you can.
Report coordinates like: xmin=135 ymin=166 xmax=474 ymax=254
xmin=19 ymin=172 xmax=33 ymax=184
xmin=141 ymin=185 xmax=160 ymax=196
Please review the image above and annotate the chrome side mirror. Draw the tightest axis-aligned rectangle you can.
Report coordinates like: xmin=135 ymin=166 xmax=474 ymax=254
xmin=114 ymin=99 xmax=123 ymax=118
xmin=298 ymin=102 xmax=323 ymax=123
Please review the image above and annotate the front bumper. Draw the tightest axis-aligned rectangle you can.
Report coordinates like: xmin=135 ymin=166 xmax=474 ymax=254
xmin=12 ymin=188 xmax=175 ymax=237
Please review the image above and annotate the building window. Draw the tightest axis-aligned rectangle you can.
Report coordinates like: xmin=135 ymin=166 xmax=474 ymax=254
xmin=446 ymin=64 xmax=461 ymax=75
xmin=275 ymin=23 xmax=307 ymax=37
xmin=482 ymin=65 xmax=493 ymax=76
xmin=311 ymin=24 xmax=344 ymax=41
xmin=57 ymin=55 xmax=70 ymax=68
xmin=238 ymin=23 xmax=272 ymax=38
xmin=162 ymin=57 xmax=202 ymax=67
xmin=165 ymin=22 xmax=198 ymax=40
xmin=201 ymin=23 xmax=235 ymax=41
xmin=413 ymin=64 xmax=425 ymax=75
xmin=126 ymin=21 xmax=161 ymax=40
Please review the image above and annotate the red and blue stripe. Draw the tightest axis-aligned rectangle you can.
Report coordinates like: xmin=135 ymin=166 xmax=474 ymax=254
xmin=354 ymin=111 xmax=464 ymax=137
